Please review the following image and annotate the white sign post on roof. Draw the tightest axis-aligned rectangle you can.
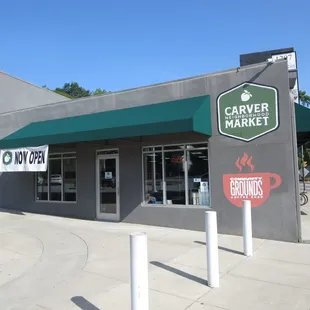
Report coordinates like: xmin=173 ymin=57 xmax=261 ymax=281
xmin=0 ymin=145 xmax=49 ymax=172
xmin=272 ymin=51 xmax=297 ymax=71
xmin=271 ymin=51 xmax=299 ymax=104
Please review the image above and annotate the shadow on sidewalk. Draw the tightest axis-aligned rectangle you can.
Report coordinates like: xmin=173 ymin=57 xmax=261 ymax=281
xmin=0 ymin=208 xmax=25 ymax=215
xmin=194 ymin=241 xmax=243 ymax=255
xmin=71 ymin=296 xmax=100 ymax=310
xmin=150 ymin=261 xmax=207 ymax=285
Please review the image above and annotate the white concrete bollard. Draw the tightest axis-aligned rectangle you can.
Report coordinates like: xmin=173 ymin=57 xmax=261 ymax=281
xmin=130 ymin=232 xmax=149 ymax=310
xmin=242 ymin=200 xmax=253 ymax=257
xmin=205 ymin=211 xmax=220 ymax=288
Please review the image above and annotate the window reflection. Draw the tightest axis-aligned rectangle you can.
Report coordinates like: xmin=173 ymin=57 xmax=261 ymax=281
xmin=142 ymin=143 xmax=209 ymax=206
xmin=63 ymin=158 xmax=77 ymax=201
xmin=165 ymin=151 xmax=185 ymax=205
xmin=35 ymin=153 xmax=77 ymax=202
xmin=49 ymin=159 xmax=62 ymax=201
xmin=99 ymin=158 xmax=117 ymax=213
xmin=144 ymin=152 xmax=163 ymax=204
xmin=36 ymin=170 xmax=48 ymax=200
xmin=187 ymin=149 xmax=209 ymax=206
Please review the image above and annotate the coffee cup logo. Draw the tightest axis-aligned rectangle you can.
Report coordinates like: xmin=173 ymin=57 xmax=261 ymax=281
xmin=223 ymin=152 xmax=281 ymax=208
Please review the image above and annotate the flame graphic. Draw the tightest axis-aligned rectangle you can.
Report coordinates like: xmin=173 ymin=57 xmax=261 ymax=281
xmin=240 ymin=153 xmax=248 ymax=166
xmin=247 ymin=156 xmax=254 ymax=172
xmin=235 ymin=152 xmax=255 ymax=172
xmin=235 ymin=158 xmax=243 ymax=172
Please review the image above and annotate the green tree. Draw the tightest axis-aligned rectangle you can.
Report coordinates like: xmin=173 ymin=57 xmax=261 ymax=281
xmin=54 ymin=82 xmax=91 ymax=99
xmin=299 ymin=90 xmax=310 ymax=107
xmin=42 ymin=84 xmax=73 ymax=98
xmin=304 ymin=149 xmax=310 ymax=163
xmin=298 ymin=143 xmax=310 ymax=169
xmin=92 ymin=88 xmax=109 ymax=96
xmin=54 ymin=89 xmax=73 ymax=99
xmin=43 ymin=82 xmax=111 ymax=99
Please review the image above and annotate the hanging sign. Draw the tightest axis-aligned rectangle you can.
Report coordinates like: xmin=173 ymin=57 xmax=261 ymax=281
xmin=105 ymin=172 xmax=113 ymax=179
xmin=0 ymin=145 xmax=49 ymax=172
xmin=217 ymin=82 xmax=279 ymax=142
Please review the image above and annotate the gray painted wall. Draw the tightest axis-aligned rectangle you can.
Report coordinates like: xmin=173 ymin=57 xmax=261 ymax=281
xmin=0 ymin=60 xmax=301 ymax=242
xmin=0 ymin=132 xmax=207 ymax=223
xmin=0 ymin=71 xmax=69 ymax=115
xmin=207 ymin=61 xmax=300 ymax=242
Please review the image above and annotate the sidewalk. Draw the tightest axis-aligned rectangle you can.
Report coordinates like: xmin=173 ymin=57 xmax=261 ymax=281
xmin=1 ymin=209 xmax=310 ymax=310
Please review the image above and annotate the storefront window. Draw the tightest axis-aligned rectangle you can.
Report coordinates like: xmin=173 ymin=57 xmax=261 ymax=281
xmin=142 ymin=143 xmax=209 ymax=206
xmin=165 ymin=151 xmax=185 ymax=205
xmin=187 ymin=149 xmax=209 ymax=206
xmin=63 ymin=158 xmax=77 ymax=201
xmin=35 ymin=153 xmax=77 ymax=202
xmin=143 ymin=151 xmax=163 ymax=204
xmin=36 ymin=170 xmax=48 ymax=200
xmin=49 ymin=159 xmax=62 ymax=201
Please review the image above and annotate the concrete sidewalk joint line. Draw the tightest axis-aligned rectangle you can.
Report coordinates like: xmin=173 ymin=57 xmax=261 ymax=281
xmin=229 ymin=273 xmax=310 ymax=291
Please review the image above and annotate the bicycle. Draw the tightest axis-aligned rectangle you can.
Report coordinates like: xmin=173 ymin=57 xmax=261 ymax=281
xmin=300 ymin=192 xmax=308 ymax=206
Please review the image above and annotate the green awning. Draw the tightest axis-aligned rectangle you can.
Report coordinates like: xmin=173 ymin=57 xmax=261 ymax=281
xmin=295 ymin=104 xmax=310 ymax=146
xmin=0 ymin=95 xmax=211 ymax=149
xmin=295 ymin=104 xmax=310 ymax=133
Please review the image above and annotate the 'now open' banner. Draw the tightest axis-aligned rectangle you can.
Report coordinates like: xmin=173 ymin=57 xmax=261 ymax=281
xmin=0 ymin=145 xmax=49 ymax=172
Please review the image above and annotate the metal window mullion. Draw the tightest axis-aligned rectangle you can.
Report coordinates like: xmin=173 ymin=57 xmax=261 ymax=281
xmin=61 ymin=157 xmax=64 ymax=202
xmin=34 ymin=172 xmax=37 ymax=201
xmin=152 ymin=148 xmax=157 ymax=192
xmin=184 ymin=150 xmax=189 ymax=205
xmin=47 ymin=160 xmax=50 ymax=201
xmin=75 ymin=157 xmax=77 ymax=202
xmin=141 ymin=151 xmax=145 ymax=203
xmin=207 ymin=147 xmax=211 ymax=207
xmin=143 ymin=142 xmax=207 ymax=152
xmin=162 ymin=149 xmax=166 ymax=204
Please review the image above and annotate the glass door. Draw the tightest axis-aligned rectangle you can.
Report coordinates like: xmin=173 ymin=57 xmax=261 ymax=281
xmin=96 ymin=155 xmax=120 ymax=221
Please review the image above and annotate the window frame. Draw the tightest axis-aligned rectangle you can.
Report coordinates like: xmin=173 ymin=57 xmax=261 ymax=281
xmin=34 ymin=152 xmax=77 ymax=203
xmin=141 ymin=142 xmax=210 ymax=208
xmin=96 ymin=149 xmax=119 ymax=156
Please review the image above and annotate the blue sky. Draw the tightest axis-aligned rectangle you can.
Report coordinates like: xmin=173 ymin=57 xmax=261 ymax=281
xmin=0 ymin=0 xmax=309 ymax=94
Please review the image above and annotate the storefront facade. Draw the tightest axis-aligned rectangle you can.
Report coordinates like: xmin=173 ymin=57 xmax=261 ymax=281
xmin=0 ymin=57 xmax=308 ymax=243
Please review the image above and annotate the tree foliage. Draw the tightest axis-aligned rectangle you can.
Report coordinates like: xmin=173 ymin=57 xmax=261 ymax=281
xmin=92 ymin=88 xmax=109 ymax=96
xmin=55 ymin=82 xmax=91 ymax=99
xmin=299 ymin=90 xmax=310 ymax=107
xmin=54 ymin=89 xmax=74 ymax=99
xmin=43 ymin=82 xmax=110 ymax=99
xmin=298 ymin=142 xmax=310 ymax=169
